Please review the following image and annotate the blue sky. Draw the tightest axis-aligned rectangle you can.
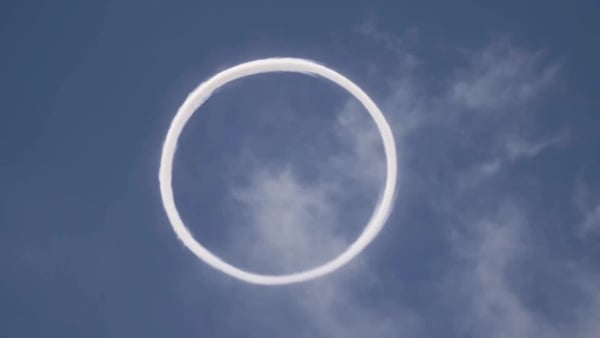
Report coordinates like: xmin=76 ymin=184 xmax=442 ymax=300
xmin=1 ymin=1 xmax=599 ymax=337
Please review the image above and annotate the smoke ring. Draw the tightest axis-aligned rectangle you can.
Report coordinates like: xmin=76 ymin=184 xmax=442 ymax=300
xmin=159 ymin=58 xmax=397 ymax=285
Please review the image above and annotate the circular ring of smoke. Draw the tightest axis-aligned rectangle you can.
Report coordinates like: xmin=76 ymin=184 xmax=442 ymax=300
xmin=159 ymin=58 xmax=397 ymax=285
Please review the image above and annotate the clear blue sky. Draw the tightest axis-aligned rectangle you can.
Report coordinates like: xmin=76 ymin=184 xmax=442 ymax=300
xmin=1 ymin=1 xmax=599 ymax=337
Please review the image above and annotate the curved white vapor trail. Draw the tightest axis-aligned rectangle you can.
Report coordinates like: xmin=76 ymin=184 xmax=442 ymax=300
xmin=159 ymin=58 xmax=397 ymax=285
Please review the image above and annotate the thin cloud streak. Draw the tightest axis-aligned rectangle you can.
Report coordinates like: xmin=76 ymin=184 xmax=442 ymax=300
xmin=450 ymin=38 xmax=561 ymax=112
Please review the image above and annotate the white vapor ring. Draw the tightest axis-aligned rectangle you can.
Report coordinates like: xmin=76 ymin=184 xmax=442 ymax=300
xmin=159 ymin=58 xmax=397 ymax=285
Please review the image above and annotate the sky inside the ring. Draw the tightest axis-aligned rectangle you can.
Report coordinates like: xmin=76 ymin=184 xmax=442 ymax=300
xmin=1 ymin=1 xmax=599 ymax=337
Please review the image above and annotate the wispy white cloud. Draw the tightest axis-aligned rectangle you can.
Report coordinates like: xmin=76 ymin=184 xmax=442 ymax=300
xmin=458 ymin=130 xmax=569 ymax=188
xmin=227 ymin=94 xmax=416 ymax=337
xmin=449 ymin=204 xmax=600 ymax=338
xmin=574 ymin=180 xmax=600 ymax=238
xmin=450 ymin=206 xmax=555 ymax=338
xmin=574 ymin=270 xmax=600 ymax=338
xmin=230 ymin=166 xmax=343 ymax=272
xmin=216 ymin=24 xmax=593 ymax=338
xmin=581 ymin=204 xmax=600 ymax=235
xmin=450 ymin=38 xmax=561 ymax=112
xmin=296 ymin=277 xmax=419 ymax=338
xmin=504 ymin=130 xmax=569 ymax=161
xmin=433 ymin=35 xmax=600 ymax=338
